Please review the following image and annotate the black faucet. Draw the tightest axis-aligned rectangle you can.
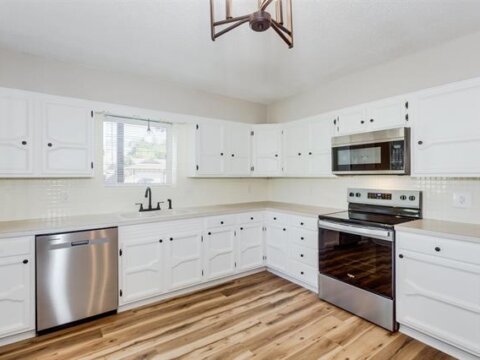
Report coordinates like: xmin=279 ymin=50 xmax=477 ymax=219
xmin=135 ymin=188 xmax=170 ymax=212
xmin=145 ymin=187 xmax=153 ymax=211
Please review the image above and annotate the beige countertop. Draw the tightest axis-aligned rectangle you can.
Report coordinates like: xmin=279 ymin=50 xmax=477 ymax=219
xmin=0 ymin=201 xmax=340 ymax=239
xmin=396 ymin=219 xmax=480 ymax=243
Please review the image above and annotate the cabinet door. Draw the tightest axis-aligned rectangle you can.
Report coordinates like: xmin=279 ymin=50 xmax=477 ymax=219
xmin=251 ymin=124 xmax=282 ymax=176
xmin=367 ymin=97 xmax=408 ymax=131
xmin=237 ymin=224 xmax=264 ymax=271
xmin=412 ymin=80 xmax=480 ymax=176
xmin=308 ymin=116 xmax=333 ymax=177
xmin=265 ymin=224 xmax=288 ymax=273
xmin=41 ymin=99 xmax=94 ymax=176
xmin=119 ymin=227 xmax=163 ymax=305
xmin=0 ymin=92 xmax=34 ymax=176
xmin=335 ymin=106 xmax=367 ymax=135
xmin=165 ymin=231 xmax=203 ymax=291
xmin=0 ymin=256 xmax=34 ymax=337
xmin=195 ymin=122 xmax=225 ymax=176
xmin=283 ymin=122 xmax=309 ymax=176
xmin=225 ymin=123 xmax=251 ymax=176
xmin=204 ymin=227 xmax=236 ymax=280
xmin=397 ymin=250 xmax=480 ymax=356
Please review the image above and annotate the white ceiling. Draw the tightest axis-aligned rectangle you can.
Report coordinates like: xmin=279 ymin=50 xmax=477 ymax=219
xmin=1 ymin=0 xmax=480 ymax=104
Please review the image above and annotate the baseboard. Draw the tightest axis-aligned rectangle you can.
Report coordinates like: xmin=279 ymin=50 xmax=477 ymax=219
xmin=0 ymin=330 xmax=35 ymax=347
xmin=267 ymin=268 xmax=318 ymax=293
xmin=118 ymin=267 xmax=267 ymax=312
xmin=400 ymin=324 xmax=479 ymax=360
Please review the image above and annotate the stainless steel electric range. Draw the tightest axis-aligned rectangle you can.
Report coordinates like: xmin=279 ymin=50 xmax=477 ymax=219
xmin=318 ymin=188 xmax=422 ymax=331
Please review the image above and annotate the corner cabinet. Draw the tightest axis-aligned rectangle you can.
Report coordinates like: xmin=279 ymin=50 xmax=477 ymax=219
xmin=396 ymin=231 xmax=480 ymax=358
xmin=0 ymin=87 xmax=95 ymax=178
xmin=0 ymin=236 xmax=35 ymax=339
xmin=411 ymin=78 xmax=480 ymax=176
xmin=251 ymin=124 xmax=283 ymax=177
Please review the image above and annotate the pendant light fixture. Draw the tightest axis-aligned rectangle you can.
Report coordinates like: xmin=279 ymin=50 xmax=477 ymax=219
xmin=210 ymin=0 xmax=293 ymax=48
xmin=144 ymin=120 xmax=154 ymax=143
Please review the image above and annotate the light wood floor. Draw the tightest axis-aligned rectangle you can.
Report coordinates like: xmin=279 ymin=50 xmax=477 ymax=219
xmin=0 ymin=272 xmax=454 ymax=360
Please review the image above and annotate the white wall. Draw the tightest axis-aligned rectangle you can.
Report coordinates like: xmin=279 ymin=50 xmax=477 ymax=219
xmin=267 ymin=31 xmax=480 ymax=225
xmin=0 ymin=48 xmax=268 ymax=221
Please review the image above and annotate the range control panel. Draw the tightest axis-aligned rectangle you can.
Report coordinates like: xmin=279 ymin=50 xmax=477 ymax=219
xmin=348 ymin=188 xmax=421 ymax=209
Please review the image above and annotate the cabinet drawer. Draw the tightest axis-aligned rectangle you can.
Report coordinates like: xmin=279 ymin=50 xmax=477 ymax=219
xmin=237 ymin=212 xmax=263 ymax=224
xmin=0 ymin=236 xmax=32 ymax=258
xmin=288 ymin=260 xmax=317 ymax=286
xmin=289 ymin=243 xmax=317 ymax=267
xmin=205 ymin=215 xmax=236 ymax=228
xmin=265 ymin=212 xmax=289 ymax=224
xmin=290 ymin=215 xmax=317 ymax=230
xmin=397 ymin=232 xmax=436 ymax=255
xmin=289 ymin=228 xmax=317 ymax=249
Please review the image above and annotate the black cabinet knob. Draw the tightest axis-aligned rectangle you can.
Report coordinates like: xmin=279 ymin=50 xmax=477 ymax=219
xmin=399 ymin=254 xmax=404 ymax=259
xmin=220 ymin=221 xmax=224 ymax=225
xmin=418 ymin=141 xmax=423 ymax=145
xmin=159 ymin=239 xmax=163 ymax=243
xmin=435 ymin=247 xmax=441 ymax=252
xmin=208 ymin=232 xmax=211 ymax=235
xmin=361 ymin=120 xmax=365 ymax=124
xmin=273 ymin=217 xmax=277 ymax=220
xmin=275 ymin=154 xmax=278 ymax=157
xmin=300 ymin=237 xmax=304 ymax=240
xmin=231 ymin=154 xmax=235 ymax=157
xmin=21 ymin=140 xmax=27 ymax=145
xmin=308 ymin=152 xmax=312 ymax=155
xmin=300 ymin=254 xmax=304 ymax=257
xmin=240 ymin=227 xmax=243 ymax=230
xmin=23 ymin=259 xmax=28 ymax=264
xmin=300 ymin=271 xmax=304 ymax=275
xmin=220 ymin=152 xmax=224 ymax=156
xmin=282 ymin=228 xmax=286 ymax=231
xmin=169 ymin=237 xmax=173 ymax=241
xmin=298 ymin=152 xmax=301 ymax=156
xmin=370 ymin=119 xmax=374 ymax=123
xmin=47 ymin=143 xmax=52 ymax=147
xmin=300 ymin=222 xmax=304 ymax=226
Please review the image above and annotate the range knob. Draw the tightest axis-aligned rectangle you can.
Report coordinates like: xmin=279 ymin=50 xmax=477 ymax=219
xmin=400 ymin=195 xmax=407 ymax=201
xmin=355 ymin=192 xmax=361 ymax=198
xmin=409 ymin=195 xmax=416 ymax=201
xmin=349 ymin=192 xmax=355 ymax=197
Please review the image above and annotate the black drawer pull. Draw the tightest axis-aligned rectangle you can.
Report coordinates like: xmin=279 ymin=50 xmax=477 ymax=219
xmin=159 ymin=239 xmax=163 ymax=243
xmin=298 ymin=152 xmax=301 ymax=156
xmin=399 ymin=254 xmax=404 ymax=259
xmin=21 ymin=140 xmax=27 ymax=145
xmin=283 ymin=228 xmax=286 ymax=231
xmin=207 ymin=232 xmax=211 ymax=235
xmin=300 ymin=254 xmax=304 ymax=257
xmin=300 ymin=271 xmax=304 ymax=275
xmin=435 ymin=247 xmax=441 ymax=252
xmin=300 ymin=237 xmax=304 ymax=240
xmin=250 ymin=217 xmax=254 ymax=220
xmin=240 ymin=227 xmax=243 ymax=230
xmin=300 ymin=222 xmax=304 ymax=226
xmin=23 ymin=259 xmax=29 ymax=264
xmin=170 ymin=237 xmax=174 ymax=241
xmin=273 ymin=217 xmax=277 ymax=220
xmin=47 ymin=142 xmax=53 ymax=147
xmin=220 ymin=221 xmax=224 ymax=225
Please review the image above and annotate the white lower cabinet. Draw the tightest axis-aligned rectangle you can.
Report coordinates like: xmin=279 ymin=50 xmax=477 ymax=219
xmin=119 ymin=224 xmax=164 ymax=305
xmin=397 ymin=232 xmax=480 ymax=358
xmin=0 ymin=236 xmax=35 ymax=339
xmin=237 ymin=223 xmax=264 ymax=272
xmin=165 ymin=230 xmax=204 ymax=291
xmin=204 ymin=227 xmax=236 ymax=281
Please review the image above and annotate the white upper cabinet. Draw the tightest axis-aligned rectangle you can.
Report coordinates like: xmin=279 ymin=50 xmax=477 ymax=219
xmin=251 ymin=124 xmax=282 ymax=177
xmin=283 ymin=121 xmax=309 ymax=176
xmin=0 ymin=90 xmax=34 ymax=176
xmin=0 ymin=87 xmax=95 ymax=178
xmin=308 ymin=115 xmax=334 ymax=177
xmin=335 ymin=97 xmax=408 ymax=135
xmin=411 ymin=78 xmax=480 ymax=176
xmin=194 ymin=121 xmax=225 ymax=176
xmin=225 ymin=122 xmax=251 ymax=176
xmin=41 ymin=98 xmax=94 ymax=177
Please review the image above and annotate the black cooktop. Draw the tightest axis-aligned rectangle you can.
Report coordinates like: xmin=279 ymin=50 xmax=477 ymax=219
xmin=319 ymin=210 xmax=417 ymax=228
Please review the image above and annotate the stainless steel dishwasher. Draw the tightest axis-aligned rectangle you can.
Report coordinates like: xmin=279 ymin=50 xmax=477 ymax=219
xmin=36 ymin=227 xmax=118 ymax=332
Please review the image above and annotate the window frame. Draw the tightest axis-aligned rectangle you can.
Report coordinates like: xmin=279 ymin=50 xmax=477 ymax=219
xmin=102 ymin=116 xmax=174 ymax=187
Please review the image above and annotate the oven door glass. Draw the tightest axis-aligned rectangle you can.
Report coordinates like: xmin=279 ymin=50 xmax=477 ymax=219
xmin=332 ymin=140 xmax=404 ymax=172
xmin=318 ymin=227 xmax=393 ymax=299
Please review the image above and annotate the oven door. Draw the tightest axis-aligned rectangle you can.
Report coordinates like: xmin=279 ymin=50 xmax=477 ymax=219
xmin=318 ymin=220 xmax=394 ymax=299
xmin=332 ymin=140 xmax=406 ymax=175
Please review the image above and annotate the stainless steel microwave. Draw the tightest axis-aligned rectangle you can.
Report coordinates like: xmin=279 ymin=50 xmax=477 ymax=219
xmin=331 ymin=127 xmax=410 ymax=175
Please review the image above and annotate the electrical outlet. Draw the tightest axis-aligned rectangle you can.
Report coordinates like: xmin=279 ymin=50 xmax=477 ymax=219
xmin=453 ymin=192 xmax=472 ymax=209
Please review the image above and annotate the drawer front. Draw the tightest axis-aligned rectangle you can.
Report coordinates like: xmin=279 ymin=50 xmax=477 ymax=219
xmin=397 ymin=232 xmax=436 ymax=255
xmin=264 ymin=212 xmax=289 ymax=225
xmin=290 ymin=215 xmax=317 ymax=230
xmin=288 ymin=260 xmax=317 ymax=286
xmin=436 ymin=237 xmax=480 ymax=265
xmin=289 ymin=243 xmax=317 ymax=267
xmin=237 ymin=212 xmax=264 ymax=224
xmin=0 ymin=236 xmax=32 ymax=258
xmin=289 ymin=228 xmax=317 ymax=249
xmin=205 ymin=215 xmax=236 ymax=228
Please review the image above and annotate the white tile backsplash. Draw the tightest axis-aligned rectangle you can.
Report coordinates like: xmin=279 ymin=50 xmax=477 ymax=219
xmin=268 ymin=176 xmax=480 ymax=224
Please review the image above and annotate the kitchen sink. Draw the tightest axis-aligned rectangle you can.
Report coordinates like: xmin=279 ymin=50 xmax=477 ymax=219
xmin=119 ymin=209 xmax=194 ymax=219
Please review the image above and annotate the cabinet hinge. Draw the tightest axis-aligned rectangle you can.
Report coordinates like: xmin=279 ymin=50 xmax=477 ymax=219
xmin=119 ymin=249 xmax=123 ymax=256
xmin=281 ymin=130 xmax=284 ymax=135
xmin=202 ymin=270 xmax=204 ymax=276
xmin=119 ymin=289 xmax=123 ymax=297
xmin=234 ymin=231 xmax=236 ymax=236
xmin=250 ymin=130 xmax=254 ymax=136
xmin=196 ymin=124 xmax=199 ymax=130
xmin=234 ymin=262 xmax=237 ymax=267
xmin=90 ymin=161 xmax=94 ymax=169
xmin=90 ymin=110 xmax=94 ymax=118
xmin=196 ymin=165 xmax=199 ymax=171
xmin=405 ymin=101 xmax=409 ymax=109
xmin=250 ymin=166 xmax=255 ymax=171
xmin=405 ymin=113 xmax=409 ymax=121
xmin=201 ymin=235 xmax=203 ymax=242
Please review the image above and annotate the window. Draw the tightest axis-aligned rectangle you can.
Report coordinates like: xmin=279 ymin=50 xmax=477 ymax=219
xmin=103 ymin=117 xmax=173 ymax=185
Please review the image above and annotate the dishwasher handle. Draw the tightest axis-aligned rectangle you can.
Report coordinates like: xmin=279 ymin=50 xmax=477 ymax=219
xmin=71 ymin=240 xmax=90 ymax=247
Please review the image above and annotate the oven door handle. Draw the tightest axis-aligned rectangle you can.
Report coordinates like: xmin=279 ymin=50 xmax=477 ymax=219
xmin=318 ymin=220 xmax=393 ymax=241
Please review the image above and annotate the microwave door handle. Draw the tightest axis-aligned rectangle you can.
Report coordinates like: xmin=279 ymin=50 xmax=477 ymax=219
xmin=318 ymin=220 xmax=393 ymax=241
